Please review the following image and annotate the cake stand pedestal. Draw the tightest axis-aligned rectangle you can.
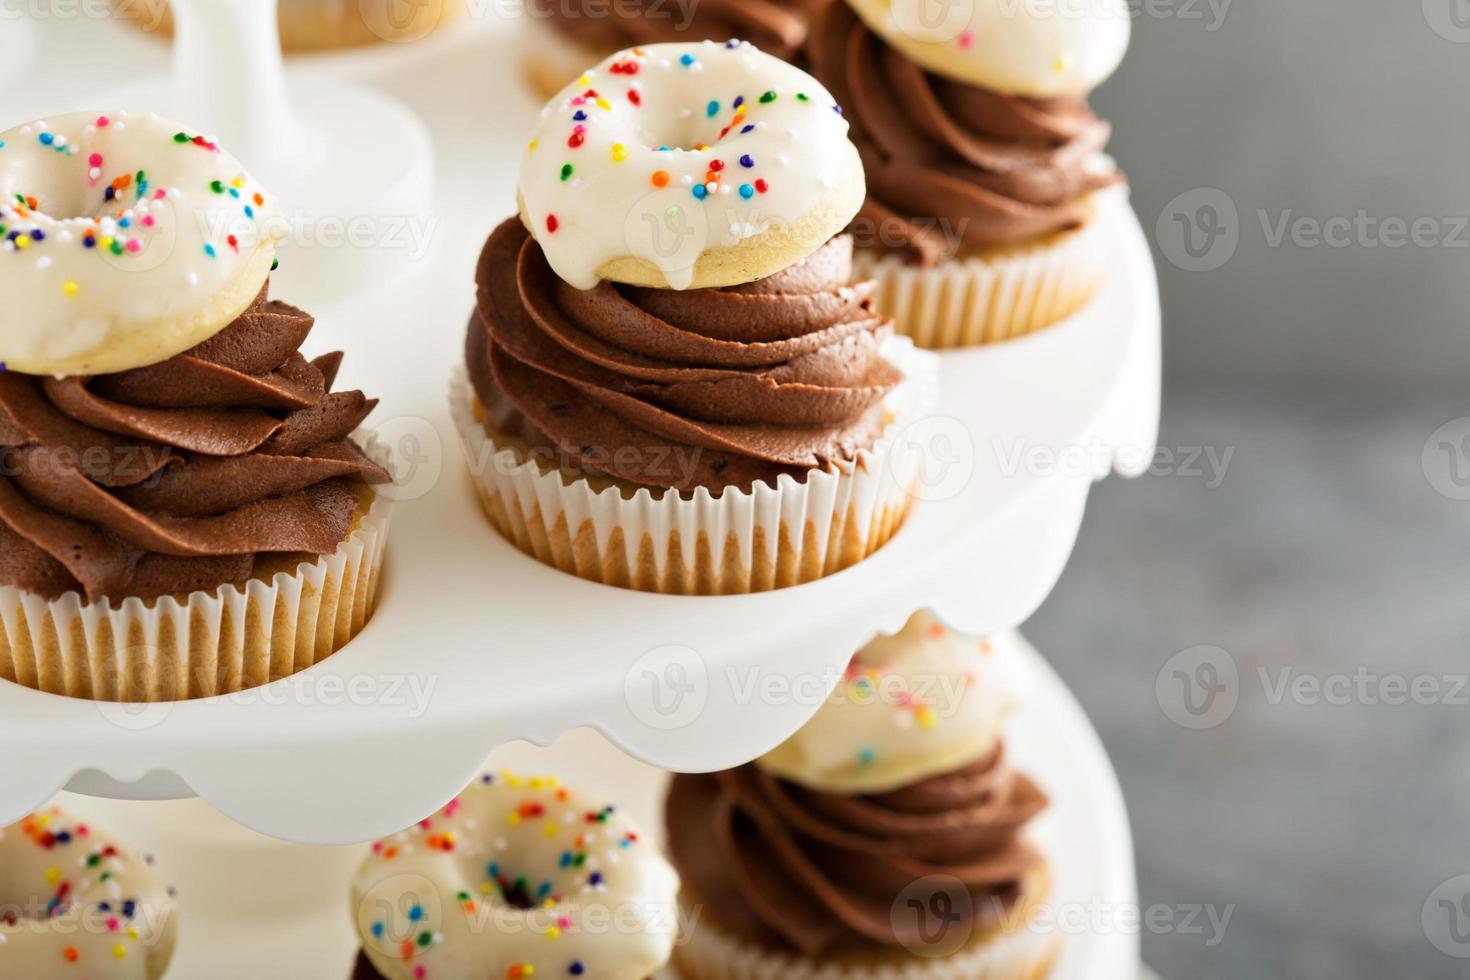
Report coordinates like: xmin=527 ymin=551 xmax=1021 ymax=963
xmin=111 ymin=0 xmax=437 ymax=312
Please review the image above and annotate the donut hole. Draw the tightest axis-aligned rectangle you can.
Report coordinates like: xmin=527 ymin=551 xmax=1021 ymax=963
xmin=628 ymin=100 xmax=736 ymax=156
xmin=7 ymin=150 xmax=105 ymax=222
xmin=496 ymin=877 xmax=538 ymax=910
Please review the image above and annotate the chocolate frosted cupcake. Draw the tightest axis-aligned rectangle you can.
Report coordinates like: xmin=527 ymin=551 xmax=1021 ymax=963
xmin=455 ymin=219 xmax=922 ymax=593
xmin=521 ymin=0 xmax=824 ymax=100
xmin=453 ymin=42 xmax=933 ymax=595
xmin=0 ymin=111 xmax=392 ymax=702
xmin=666 ymin=611 xmax=1058 ymax=979
xmin=807 ymin=0 xmax=1130 ymax=347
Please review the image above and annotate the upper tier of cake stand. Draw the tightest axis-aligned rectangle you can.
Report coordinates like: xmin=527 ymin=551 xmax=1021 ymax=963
xmin=0 ymin=198 xmax=1159 ymax=844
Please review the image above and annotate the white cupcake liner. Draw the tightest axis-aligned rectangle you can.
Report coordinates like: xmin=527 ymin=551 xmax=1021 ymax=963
xmin=852 ymin=207 xmax=1111 ymax=349
xmin=0 ymin=437 xmax=394 ymax=702
xmin=450 ymin=338 xmax=937 ymax=595
xmin=673 ymin=885 xmax=1059 ymax=980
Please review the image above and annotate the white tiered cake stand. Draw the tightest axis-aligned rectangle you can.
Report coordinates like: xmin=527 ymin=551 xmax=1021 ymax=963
xmin=4 ymin=11 xmax=1157 ymax=979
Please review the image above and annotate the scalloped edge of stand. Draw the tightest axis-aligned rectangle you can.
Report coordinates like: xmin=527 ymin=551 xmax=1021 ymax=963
xmin=57 ymin=632 xmax=1142 ymax=980
xmin=0 ymin=202 xmax=1159 ymax=839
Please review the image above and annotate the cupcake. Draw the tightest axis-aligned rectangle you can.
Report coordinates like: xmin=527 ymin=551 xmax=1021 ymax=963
xmin=0 ymin=111 xmax=393 ymax=702
xmin=453 ymin=41 xmax=934 ymax=594
xmin=0 ymin=805 xmax=178 ymax=978
xmin=666 ymin=610 xmax=1058 ymax=979
xmin=116 ymin=0 xmax=458 ymax=51
xmin=806 ymin=0 xmax=1130 ymax=347
xmin=349 ymin=770 xmax=680 ymax=980
xmin=521 ymin=0 xmax=825 ymax=100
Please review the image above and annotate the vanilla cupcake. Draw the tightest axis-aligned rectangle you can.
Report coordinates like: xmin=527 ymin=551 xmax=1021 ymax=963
xmin=666 ymin=610 xmax=1057 ymax=979
xmin=0 ymin=111 xmax=392 ymax=702
xmin=117 ymin=0 xmax=458 ymax=51
xmin=453 ymin=41 xmax=934 ymax=594
xmin=521 ymin=0 xmax=825 ymax=100
xmin=807 ymin=0 xmax=1129 ymax=347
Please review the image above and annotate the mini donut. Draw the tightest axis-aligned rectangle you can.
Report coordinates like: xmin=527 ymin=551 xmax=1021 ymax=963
xmin=0 ymin=806 xmax=178 ymax=979
xmin=843 ymin=0 xmax=1131 ymax=97
xmin=516 ymin=39 xmax=865 ymax=291
xmin=0 ymin=110 xmax=281 ymax=378
xmin=351 ymin=771 xmax=680 ymax=980
xmin=759 ymin=610 xmax=1026 ymax=794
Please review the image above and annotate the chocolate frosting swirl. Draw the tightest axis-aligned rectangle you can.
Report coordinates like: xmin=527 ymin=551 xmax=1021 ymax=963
xmin=665 ymin=744 xmax=1046 ymax=956
xmin=0 ymin=285 xmax=391 ymax=603
xmin=531 ymin=0 xmax=822 ymax=65
xmin=467 ymin=218 xmax=900 ymax=493
xmin=807 ymin=0 xmax=1121 ymax=264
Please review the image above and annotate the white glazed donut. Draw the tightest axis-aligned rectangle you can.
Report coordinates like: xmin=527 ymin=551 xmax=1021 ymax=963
xmin=759 ymin=610 xmax=1026 ymax=793
xmin=0 ymin=110 xmax=281 ymax=377
xmin=844 ymin=0 xmax=1131 ymax=97
xmin=351 ymin=771 xmax=680 ymax=980
xmin=0 ymin=806 xmax=177 ymax=980
xmin=516 ymin=39 xmax=866 ymax=291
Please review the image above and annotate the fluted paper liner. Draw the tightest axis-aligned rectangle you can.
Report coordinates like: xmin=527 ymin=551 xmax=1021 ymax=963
xmin=673 ymin=865 xmax=1058 ymax=980
xmin=853 ymin=202 xmax=1111 ymax=349
xmin=451 ymin=339 xmax=937 ymax=595
xmin=0 ymin=438 xmax=394 ymax=702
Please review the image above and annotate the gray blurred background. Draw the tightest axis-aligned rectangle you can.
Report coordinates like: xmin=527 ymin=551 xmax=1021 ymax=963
xmin=1029 ymin=2 xmax=1470 ymax=977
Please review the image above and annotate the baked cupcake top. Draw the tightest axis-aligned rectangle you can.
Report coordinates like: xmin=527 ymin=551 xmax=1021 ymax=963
xmin=807 ymin=0 xmax=1122 ymax=263
xmin=665 ymin=613 xmax=1046 ymax=958
xmin=531 ymin=0 xmax=825 ymax=66
xmin=468 ymin=218 xmax=899 ymax=493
